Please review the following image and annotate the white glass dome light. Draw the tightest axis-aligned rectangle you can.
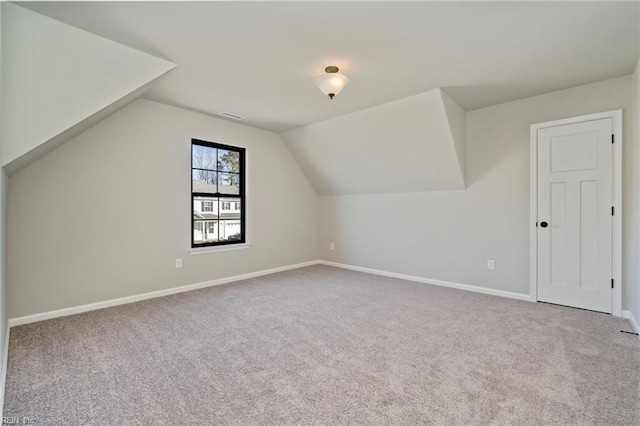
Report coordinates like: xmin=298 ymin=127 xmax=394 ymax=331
xmin=314 ymin=66 xmax=349 ymax=100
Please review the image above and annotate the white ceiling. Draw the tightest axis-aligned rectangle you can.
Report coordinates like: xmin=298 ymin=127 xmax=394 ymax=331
xmin=282 ymin=88 xmax=467 ymax=195
xmin=19 ymin=1 xmax=640 ymax=134
xmin=2 ymin=3 xmax=176 ymax=173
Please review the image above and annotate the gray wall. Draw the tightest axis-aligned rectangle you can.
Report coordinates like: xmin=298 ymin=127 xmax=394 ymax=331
xmin=0 ymin=173 xmax=5 ymax=412
xmin=5 ymin=75 xmax=639 ymax=320
xmin=0 ymin=2 xmax=8 ymax=408
xmin=628 ymin=59 xmax=640 ymax=322
xmin=0 ymin=169 xmax=5 ymax=409
xmin=7 ymin=99 xmax=319 ymax=318
xmin=319 ymin=76 xmax=634 ymax=302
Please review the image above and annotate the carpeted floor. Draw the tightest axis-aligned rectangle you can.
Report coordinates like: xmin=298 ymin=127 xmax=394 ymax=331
xmin=4 ymin=265 xmax=640 ymax=425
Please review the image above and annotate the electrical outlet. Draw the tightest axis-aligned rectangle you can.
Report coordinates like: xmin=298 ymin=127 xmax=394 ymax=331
xmin=487 ymin=259 xmax=495 ymax=270
xmin=176 ymin=258 xmax=183 ymax=269
xmin=330 ymin=242 xmax=335 ymax=250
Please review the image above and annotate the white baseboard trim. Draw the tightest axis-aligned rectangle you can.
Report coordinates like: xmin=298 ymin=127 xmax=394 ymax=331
xmin=8 ymin=260 xmax=321 ymax=328
xmin=622 ymin=310 xmax=640 ymax=340
xmin=0 ymin=325 xmax=9 ymax=416
xmin=319 ymin=260 xmax=533 ymax=302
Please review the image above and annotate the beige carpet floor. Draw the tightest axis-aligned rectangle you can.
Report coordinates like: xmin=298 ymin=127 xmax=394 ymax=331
xmin=4 ymin=265 xmax=640 ymax=425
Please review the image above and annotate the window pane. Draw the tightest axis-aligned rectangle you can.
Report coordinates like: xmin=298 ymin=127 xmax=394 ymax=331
xmin=218 ymin=173 xmax=240 ymax=194
xmin=219 ymin=220 xmax=242 ymax=242
xmin=194 ymin=196 xmax=219 ymax=244
xmin=219 ymin=198 xmax=240 ymax=219
xmin=192 ymin=140 xmax=244 ymax=248
xmin=193 ymin=220 xmax=218 ymax=244
xmin=192 ymin=170 xmax=217 ymax=193
xmin=193 ymin=196 xmax=218 ymax=217
xmin=217 ymin=149 xmax=240 ymax=173
xmin=192 ymin=145 xmax=217 ymax=171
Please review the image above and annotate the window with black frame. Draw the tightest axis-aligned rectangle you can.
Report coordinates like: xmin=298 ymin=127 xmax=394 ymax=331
xmin=191 ymin=139 xmax=245 ymax=247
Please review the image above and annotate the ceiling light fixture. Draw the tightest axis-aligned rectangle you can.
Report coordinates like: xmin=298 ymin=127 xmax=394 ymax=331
xmin=314 ymin=66 xmax=349 ymax=100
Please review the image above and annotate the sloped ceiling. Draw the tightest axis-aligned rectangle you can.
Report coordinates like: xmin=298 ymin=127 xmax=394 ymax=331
xmin=281 ymin=88 xmax=466 ymax=195
xmin=1 ymin=3 xmax=176 ymax=173
xmin=5 ymin=2 xmax=636 ymax=195
xmin=18 ymin=1 xmax=639 ymax=133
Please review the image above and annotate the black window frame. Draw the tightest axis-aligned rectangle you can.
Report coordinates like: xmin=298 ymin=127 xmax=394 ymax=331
xmin=191 ymin=139 xmax=246 ymax=248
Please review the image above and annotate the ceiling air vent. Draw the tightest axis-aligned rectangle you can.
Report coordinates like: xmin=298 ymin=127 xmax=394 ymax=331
xmin=219 ymin=112 xmax=245 ymax=121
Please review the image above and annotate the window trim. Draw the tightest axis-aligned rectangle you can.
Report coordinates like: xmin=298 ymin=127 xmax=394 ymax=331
xmin=191 ymin=139 xmax=246 ymax=248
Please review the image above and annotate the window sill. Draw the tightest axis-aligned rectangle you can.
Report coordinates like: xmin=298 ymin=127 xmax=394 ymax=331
xmin=190 ymin=243 xmax=252 ymax=255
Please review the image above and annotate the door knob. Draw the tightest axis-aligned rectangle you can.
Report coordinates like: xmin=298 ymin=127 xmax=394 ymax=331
xmin=540 ymin=221 xmax=548 ymax=228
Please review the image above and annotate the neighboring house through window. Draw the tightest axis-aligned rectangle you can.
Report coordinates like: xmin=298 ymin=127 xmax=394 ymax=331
xmin=192 ymin=139 xmax=245 ymax=247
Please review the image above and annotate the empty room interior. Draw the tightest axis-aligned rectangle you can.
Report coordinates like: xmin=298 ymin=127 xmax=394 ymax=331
xmin=1 ymin=1 xmax=640 ymax=424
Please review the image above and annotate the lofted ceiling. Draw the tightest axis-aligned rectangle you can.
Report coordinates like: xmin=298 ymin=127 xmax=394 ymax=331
xmin=18 ymin=1 xmax=640 ymax=134
xmin=2 ymin=3 xmax=175 ymax=173
xmin=282 ymin=88 xmax=467 ymax=195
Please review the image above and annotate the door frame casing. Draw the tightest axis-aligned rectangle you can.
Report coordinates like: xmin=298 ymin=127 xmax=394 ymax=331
xmin=529 ymin=110 xmax=622 ymax=316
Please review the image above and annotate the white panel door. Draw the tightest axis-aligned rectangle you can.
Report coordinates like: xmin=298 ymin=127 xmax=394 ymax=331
xmin=537 ymin=118 xmax=612 ymax=313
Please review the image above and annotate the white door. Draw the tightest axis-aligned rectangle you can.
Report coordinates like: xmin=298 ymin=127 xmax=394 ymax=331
xmin=536 ymin=118 xmax=613 ymax=313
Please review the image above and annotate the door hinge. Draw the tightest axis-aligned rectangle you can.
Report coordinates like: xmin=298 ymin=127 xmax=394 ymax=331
xmin=612 ymin=206 xmax=614 ymax=216
xmin=611 ymin=279 xmax=614 ymax=289
xmin=612 ymin=134 xmax=614 ymax=144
